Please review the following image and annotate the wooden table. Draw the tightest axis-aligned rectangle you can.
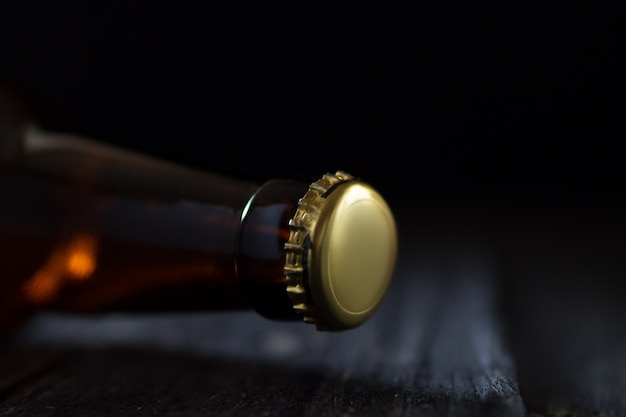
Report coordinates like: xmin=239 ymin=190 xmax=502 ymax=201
xmin=1 ymin=205 xmax=625 ymax=417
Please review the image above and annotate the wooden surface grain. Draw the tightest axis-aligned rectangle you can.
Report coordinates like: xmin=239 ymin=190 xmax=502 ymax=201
xmin=1 ymin=208 xmax=625 ymax=417
xmin=1 ymin=236 xmax=526 ymax=417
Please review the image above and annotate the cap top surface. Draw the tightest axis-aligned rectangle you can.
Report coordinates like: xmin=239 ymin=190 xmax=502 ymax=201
xmin=285 ymin=171 xmax=397 ymax=331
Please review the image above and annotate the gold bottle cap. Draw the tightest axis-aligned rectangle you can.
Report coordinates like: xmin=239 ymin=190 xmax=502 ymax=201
xmin=284 ymin=171 xmax=398 ymax=331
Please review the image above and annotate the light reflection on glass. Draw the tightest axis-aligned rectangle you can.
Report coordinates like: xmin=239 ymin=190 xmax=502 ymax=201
xmin=23 ymin=233 xmax=98 ymax=303
xmin=65 ymin=234 xmax=98 ymax=280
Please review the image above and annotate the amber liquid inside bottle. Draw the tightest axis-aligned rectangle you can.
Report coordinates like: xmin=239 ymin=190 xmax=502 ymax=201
xmin=0 ymin=128 xmax=308 ymax=335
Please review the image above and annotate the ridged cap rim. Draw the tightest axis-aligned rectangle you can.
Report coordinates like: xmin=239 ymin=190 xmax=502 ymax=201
xmin=284 ymin=171 xmax=397 ymax=331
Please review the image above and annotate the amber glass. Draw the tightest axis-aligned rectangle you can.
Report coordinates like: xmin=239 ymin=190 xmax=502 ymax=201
xmin=0 ymin=129 xmax=309 ymax=335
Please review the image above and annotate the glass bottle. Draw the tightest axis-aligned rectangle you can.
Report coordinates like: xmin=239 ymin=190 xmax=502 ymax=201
xmin=0 ymin=89 xmax=398 ymax=336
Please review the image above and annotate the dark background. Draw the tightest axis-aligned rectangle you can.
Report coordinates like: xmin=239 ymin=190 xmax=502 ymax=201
xmin=0 ymin=2 xmax=623 ymax=214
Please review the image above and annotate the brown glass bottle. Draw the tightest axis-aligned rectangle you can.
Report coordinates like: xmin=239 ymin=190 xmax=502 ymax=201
xmin=0 ymin=90 xmax=398 ymax=336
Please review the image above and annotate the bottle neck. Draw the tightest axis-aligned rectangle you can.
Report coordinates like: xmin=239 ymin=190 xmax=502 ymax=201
xmin=0 ymin=126 xmax=307 ymax=334
xmin=237 ymin=179 xmax=310 ymax=321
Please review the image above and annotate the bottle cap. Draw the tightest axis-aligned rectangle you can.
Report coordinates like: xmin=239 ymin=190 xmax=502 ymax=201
xmin=284 ymin=171 xmax=397 ymax=331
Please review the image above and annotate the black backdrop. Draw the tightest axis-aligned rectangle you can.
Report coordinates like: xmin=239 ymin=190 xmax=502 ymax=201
xmin=0 ymin=2 xmax=623 ymax=213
